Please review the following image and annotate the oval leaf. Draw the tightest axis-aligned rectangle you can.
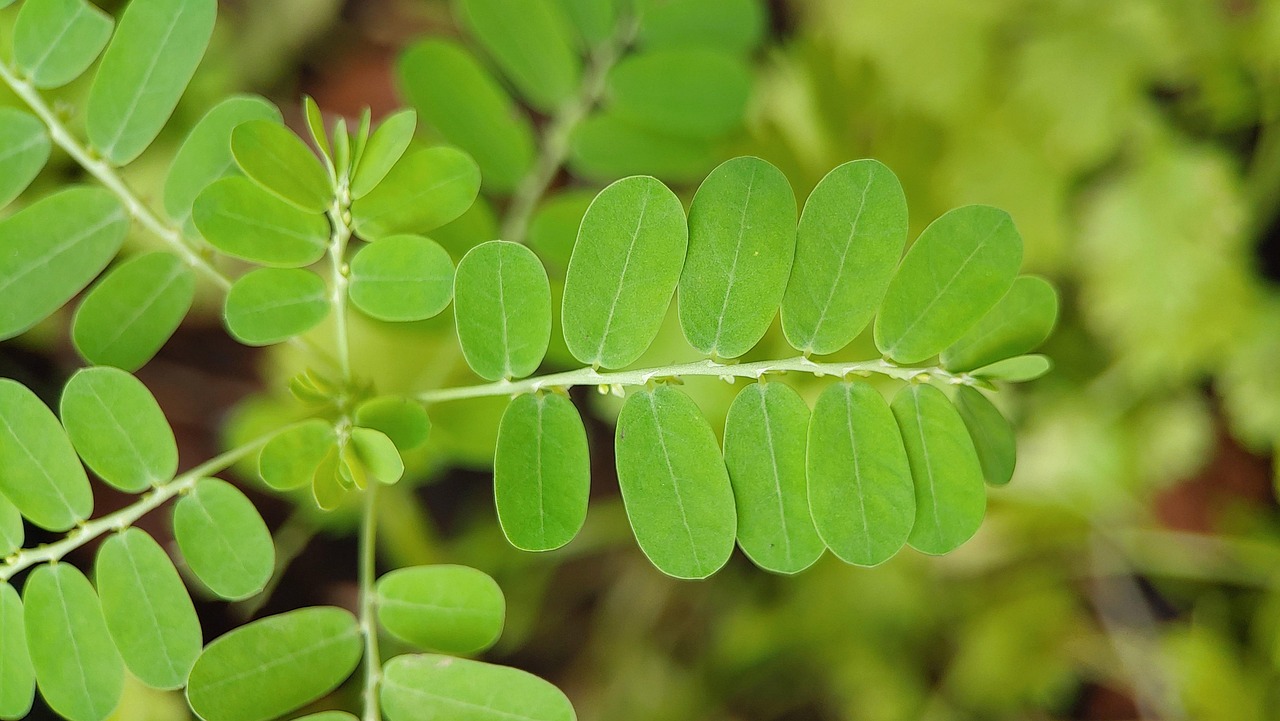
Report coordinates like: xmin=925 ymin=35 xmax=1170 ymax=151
xmin=0 ymin=379 xmax=92 ymax=531
xmin=351 ymin=146 xmax=480 ymax=240
xmin=0 ymin=493 xmax=23 ymax=558
xmin=96 ymin=528 xmax=202 ymax=690
xmin=60 ymin=366 xmax=178 ymax=493
xmin=0 ymin=108 xmax=51 ymax=208
xmin=13 ymin=0 xmax=113 ymax=89
xmin=723 ymin=382 xmax=824 ymax=574
xmin=807 ymin=381 xmax=915 ymax=566
xmin=230 ymin=119 xmax=333 ymax=213
xmin=638 ymin=0 xmax=765 ymax=54
xmin=86 ymin=0 xmax=217 ymax=165
xmin=355 ymin=396 xmax=432 ymax=453
xmin=569 ymin=112 xmax=717 ymax=184
xmin=455 ymin=241 xmax=552 ymax=380
xmin=194 ymin=176 xmax=330 ymax=267
xmin=23 ymin=564 xmax=123 ymax=721
xmin=258 ymin=419 xmax=337 ymax=491
xmin=173 ymin=477 xmax=274 ymax=600
xmin=0 ymin=187 xmax=129 ymax=341
xmin=891 ymin=384 xmax=986 ymax=555
xmin=781 ymin=159 xmax=908 ymax=355
xmin=607 ymin=49 xmax=751 ymax=138
xmin=381 ymin=654 xmax=576 ymax=721
xmin=186 ymin=607 xmax=362 ymax=721
xmin=495 ymin=393 xmax=590 ymax=552
xmin=376 ymin=565 xmax=505 ymax=654
xmin=954 ymin=386 xmax=1016 ymax=486
xmin=562 ymin=176 xmax=688 ymax=369
xmin=455 ymin=0 xmax=582 ymax=112
xmin=875 ymin=205 xmax=1023 ymax=363
xmin=349 ymin=235 xmax=455 ymax=322
xmin=679 ymin=156 xmax=797 ymax=359
xmin=942 ymin=275 xmax=1058 ymax=372
xmin=72 ymin=252 xmax=196 ymax=371
xmin=972 ymin=354 xmax=1053 ymax=383
xmin=351 ymin=109 xmax=417 ymax=199
xmin=615 ymin=386 xmax=736 ymax=579
xmin=0 ymin=583 xmax=34 ymax=720
xmin=350 ymin=427 xmax=405 ymax=485
xmin=224 ymin=268 xmax=330 ymax=346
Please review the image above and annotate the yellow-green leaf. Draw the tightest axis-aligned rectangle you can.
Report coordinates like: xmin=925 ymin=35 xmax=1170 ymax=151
xmin=0 ymin=584 xmax=34 ymax=720
xmin=224 ymin=268 xmax=330 ymax=346
xmin=455 ymin=241 xmax=552 ymax=380
xmin=0 ymin=108 xmax=50 ymax=208
xmin=13 ymin=0 xmax=113 ymax=89
xmin=231 ymin=119 xmax=333 ymax=213
xmin=348 ymin=235 xmax=455 ymax=322
xmin=60 ymin=366 xmax=178 ymax=493
xmin=0 ymin=380 xmax=92 ymax=531
xmin=71 ymin=252 xmax=195 ymax=371
xmin=381 ymin=654 xmax=576 ymax=721
xmin=172 ymin=478 xmax=274 ymax=600
xmin=942 ymin=275 xmax=1058 ymax=372
xmin=351 ymin=146 xmax=480 ymax=240
xmin=376 ymin=565 xmax=505 ymax=654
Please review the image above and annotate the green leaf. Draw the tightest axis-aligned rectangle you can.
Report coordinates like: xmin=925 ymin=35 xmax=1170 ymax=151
xmin=331 ymin=118 xmax=352 ymax=180
xmin=615 ymin=386 xmax=736 ymax=579
xmin=780 ymin=160 xmax=907 ymax=355
xmin=454 ymin=0 xmax=582 ymax=112
xmin=0 ymin=108 xmax=51 ymax=208
xmin=0 ymin=379 xmax=92 ymax=531
xmin=351 ymin=110 xmax=417 ymax=199
xmin=807 ymin=381 xmax=914 ymax=566
xmin=0 ymin=187 xmax=129 ymax=341
xmin=0 ymin=584 xmax=34 ymax=720
xmin=13 ymin=0 xmax=113 ymax=89
xmin=376 ymin=565 xmax=505 ymax=654
xmin=637 ymin=0 xmax=765 ymax=54
xmin=96 ymin=528 xmax=202 ymax=690
xmin=296 ymin=714 xmax=357 ymax=721
xmin=569 ymin=112 xmax=717 ymax=183
xmin=562 ymin=176 xmax=687 ymax=369
xmin=875 ymin=205 xmax=1023 ymax=364
xmin=60 ymin=366 xmax=178 ymax=493
xmin=556 ymin=0 xmax=615 ymax=47
xmin=953 ymin=386 xmax=1016 ymax=486
xmin=891 ymin=384 xmax=986 ymax=555
xmin=527 ymin=190 xmax=595 ymax=272
xmin=72 ymin=251 xmax=196 ymax=371
xmin=302 ymin=95 xmax=332 ymax=166
xmin=311 ymin=447 xmax=346 ymax=511
xmin=495 ymin=393 xmax=590 ymax=552
xmin=355 ymin=396 xmax=432 ymax=452
xmin=348 ymin=235 xmax=455 ymax=322
xmin=679 ymin=157 xmax=796 ymax=359
xmin=396 ymin=40 xmax=535 ymax=194
xmin=163 ymin=95 xmax=282 ymax=232
xmin=971 ymin=354 xmax=1052 ymax=383
xmin=608 ymin=49 xmax=751 ymax=138
xmin=193 ymin=176 xmax=330 ymax=267
xmin=172 ymin=477 xmax=274 ymax=600
xmin=224 ymin=268 xmax=330 ymax=346
xmin=455 ymin=241 xmax=552 ymax=380
xmin=259 ymin=420 xmax=337 ymax=491
xmin=942 ymin=275 xmax=1058 ymax=372
xmin=350 ymin=427 xmax=405 ymax=485
xmin=722 ymin=382 xmax=823 ymax=574
xmin=23 ymin=564 xmax=123 ymax=721
xmin=351 ymin=146 xmax=481 ymax=240
xmin=381 ymin=654 xmax=576 ymax=721
xmin=86 ymin=0 xmax=217 ymax=165
xmin=229 ymin=119 xmax=333 ymax=213
xmin=186 ymin=607 xmax=362 ymax=721
xmin=0 ymin=493 xmax=22 ymax=558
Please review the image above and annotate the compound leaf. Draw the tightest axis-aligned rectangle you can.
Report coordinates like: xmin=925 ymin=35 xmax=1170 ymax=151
xmin=173 ymin=477 xmax=274 ymax=600
xmin=224 ymin=268 xmax=330 ymax=346
xmin=96 ymin=528 xmax=201 ymax=690
xmin=615 ymin=386 xmax=736 ymax=579
xmin=941 ymin=275 xmax=1058 ymax=372
xmin=0 ymin=583 xmax=34 ymax=720
xmin=495 ymin=393 xmax=590 ymax=552
xmin=350 ymin=427 xmax=404 ymax=485
xmin=891 ymin=384 xmax=986 ymax=555
xmin=562 ymin=176 xmax=687 ymax=368
xmin=0 ymin=108 xmax=50 ymax=208
xmin=186 ymin=607 xmax=362 ymax=721
xmin=637 ymin=0 xmax=765 ymax=54
xmin=351 ymin=146 xmax=480 ymax=240
xmin=13 ymin=0 xmax=113 ymax=89
xmin=355 ymin=396 xmax=432 ymax=452
xmin=376 ymin=565 xmax=505 ymax=655
xmin=0 ymin=187 xmax=129 ymax=341
xmin=348 ymin=235 xmax=454 ymax=322
xmin=807 ymin=381 xmax=914 ymax=566
xmin=23 ymin=564 xmax=123 ymax=721
xmin=954 ymin=386 xmax=1016 ymax=486
xmin=679 ymin=156 xmax=796 ymax=359
xmin=0 ymin=380 xmax=92 ymax=531
xmin=194 ymin=176 xmax=329 ymax=267
xmin=86 ymin=0 xmax=217 ymax=165
xmin=455 ymin=241 xmax=551 ymax=380
xmin=230 ymin=120 xmax=332 ymax=213
xmin=454 ymin=0 xmax=581 ymax=112
xmin=396 ymin=40 xmax=535 ymax=193
xmin=876 ymin=205 xmax=1023 ymax=364
xmin=60 ymin=366 xmax=178 ymax=493
xmin=71 ymin=252 xmax=195 ymax=371
xmin=351 ymin=109 xmax=417 ymax=199
xmin=381 ymin=654 xmax=576 ymax=721
xmin=971 ymin=354 xmax=1052 ymax=383
xmin=781 ymin=160 xmax=907 ymax=356
xmin=258 ymin=420 xmax=337 ymax=491
xmin=163 ymin=95 xmax=282 ymax=232
xmin=608 ymin=49 xmax=751 ymax=139
xmin=723 ymin=382 xmax=823 ymax=574
xmin=0 ymin=493 xmax=22 ymax=558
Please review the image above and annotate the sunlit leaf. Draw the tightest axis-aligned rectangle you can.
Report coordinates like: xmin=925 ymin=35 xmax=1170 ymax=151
xmin=608 ymin=49 xmax=751 ymax=138
xmin=376 ymin=565 xmax=505 ymax=654
xmin=0 ymin=494 xmax=22 ymax=558
xmin=455 ymin=241 xmax=551 ymax=380
xmin=351 ymin=146 xmax=480 ymax=240
xmin=296 ymin=713 xmax=357 ymax=721
xmin=455 ymin=0 xmax=581 ymax=112
xmin=194 ymin=176 xmax=329 ymax=267
xmin=186 ymin=607 xmax=362 ymax=721
xmin=60 ymin=366 xmax=178 ymax=493
xmin=381 ymin=654 xmax=575 ymax=721
xmin=495 ymin=393 xmax=590 ymax=552
xmin=350 ymin=427 xmax=404 ymax=485
xmin=302 ymin=95 xmax=332 ymax=166
xmin=231 ymin=119 xmax=333 ymax=213
xmin=351 ymin=110 xmax=417 ymax=199
xmin=971 ymin=354 xmax=1052 ymax=383
xmin=348 ymin=235 xmax=454 ymax=322
xmin=527 ymin=190 xmax=594 ymax=272
xmin=556 ymin=0 xmax=614 ymax=47
xmin=355 ymin=396 xmax=432 ymax=453
xmin=173 ymin=477 xmax=274 ymax=600
xmin=942 ymin=275 xmax=1058 ymax=372
xmin=71 ymin=252 xmax=195 ymax=371
xmin=0 ymin=379 xmax=92 ymax=531
xmin=259 ymin=420 xmax=337 ymax=491
xmin=953 ymin=386 xmax=1016 ymax=486
xmin=637 ymin=0 xmax=765 ymax=54
xmin=224 ymin=268 xmax=330 ymax=346
xmin=0 ymin=584 xmax=34 ymax=720
xmin=13 ymin=0 xmax=113 ymax=89
xmin=562 ymin=176 xmax=687 ymax=368
xmin=0 ymin=108 xmax=50 ymax=208
xmin=569 ymin=112 xmax=717 ymax=183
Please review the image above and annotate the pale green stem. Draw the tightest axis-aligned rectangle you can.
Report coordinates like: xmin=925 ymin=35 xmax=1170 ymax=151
xmin=416 ymin=356 xmax=977 ymax=404
xmin=0 ymin=427 xmax=289 ymax=582
xmin=359 ymin=483 xmax=381 ymax=721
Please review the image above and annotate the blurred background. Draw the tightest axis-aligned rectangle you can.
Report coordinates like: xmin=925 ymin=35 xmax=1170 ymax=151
xmin=4 ymin=0 xmax=1280 ymax=719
